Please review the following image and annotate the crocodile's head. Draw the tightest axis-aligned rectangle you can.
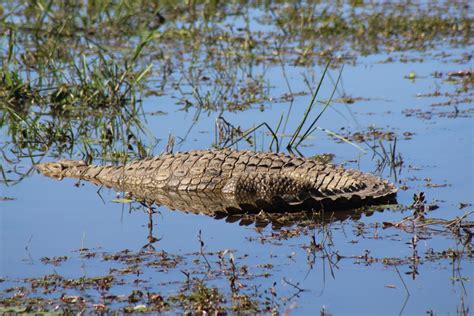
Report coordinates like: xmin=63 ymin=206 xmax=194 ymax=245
xmin=35 ymin=160 xmax=87 ymax=179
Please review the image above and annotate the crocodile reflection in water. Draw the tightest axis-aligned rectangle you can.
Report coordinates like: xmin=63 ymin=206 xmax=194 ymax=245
xmin=128 ymin=186 xmax=388 ymax=250
xmin=122 ymin=183 xmax=389 ymax=233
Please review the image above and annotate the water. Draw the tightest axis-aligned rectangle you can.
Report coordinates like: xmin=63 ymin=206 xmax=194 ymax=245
xmin=1 ymin=2 xmax=473 ymax=314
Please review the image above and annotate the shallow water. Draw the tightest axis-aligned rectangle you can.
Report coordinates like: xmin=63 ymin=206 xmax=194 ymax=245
xmin=1 ymin=2 xmax=473 ymax=314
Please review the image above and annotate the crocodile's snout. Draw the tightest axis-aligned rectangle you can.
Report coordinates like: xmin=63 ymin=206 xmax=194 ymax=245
xmin=36 ymin=160 xmax=87 ymax=179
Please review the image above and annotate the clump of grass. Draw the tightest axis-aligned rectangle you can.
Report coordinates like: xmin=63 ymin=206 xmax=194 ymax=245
xmin=0 ymin=0 xmax=470 ymax=181
xmin=214 ymin=61 xmax=364 ymax=154
xmin=0 ymin=3 xmax=159 ymax=183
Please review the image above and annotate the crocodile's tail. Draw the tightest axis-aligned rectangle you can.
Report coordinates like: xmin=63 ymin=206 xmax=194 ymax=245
xmin=222 ymin=171 xmax=398 ymax=211
xmin=35 ymin=160 xmax=123 ymax=185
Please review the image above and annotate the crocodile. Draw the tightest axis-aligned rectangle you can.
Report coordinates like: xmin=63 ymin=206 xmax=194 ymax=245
xmin=35 ymin=149 xmax=397 ymax=213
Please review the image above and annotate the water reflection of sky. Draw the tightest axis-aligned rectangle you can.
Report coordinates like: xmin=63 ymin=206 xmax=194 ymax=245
xmin=1 ymin=26 xmax=473 ymax=316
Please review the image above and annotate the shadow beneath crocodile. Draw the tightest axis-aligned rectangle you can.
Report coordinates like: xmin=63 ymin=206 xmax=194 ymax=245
xmin=109 ymin=182 xmax=397 ymax=230
xmin=211 ymin=206 xmax=389 ymax=230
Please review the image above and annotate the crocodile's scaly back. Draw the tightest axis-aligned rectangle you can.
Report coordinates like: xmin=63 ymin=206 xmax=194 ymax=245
xmin=35 ymin=149 xmax=397 ymax=212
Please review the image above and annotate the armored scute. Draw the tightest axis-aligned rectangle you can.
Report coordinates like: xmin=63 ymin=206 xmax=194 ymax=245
xmin=36 ymin=149 xmax=397 ymax=213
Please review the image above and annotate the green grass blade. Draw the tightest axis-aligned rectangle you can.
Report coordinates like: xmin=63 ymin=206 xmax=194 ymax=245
xmin=294 ymin=64 xmax=344 ymax=149
xmin=287 ymin=60 xmax=331 ymax=149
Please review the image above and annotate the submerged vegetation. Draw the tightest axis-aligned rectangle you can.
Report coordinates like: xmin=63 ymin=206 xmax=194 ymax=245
xmin=1 ymin=0 xmax=473 ymax=314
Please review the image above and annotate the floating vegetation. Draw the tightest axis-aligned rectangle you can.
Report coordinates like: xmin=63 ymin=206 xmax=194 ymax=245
xmin=1 ymin=0 xmax=471 ymax=155
xmin=1 ymin=1 xmax=473 ymax=314
xmin=337 ymin=126 xmax=415 ymax=143
xmin=0 ymin=193 xmax=471 ymax=314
